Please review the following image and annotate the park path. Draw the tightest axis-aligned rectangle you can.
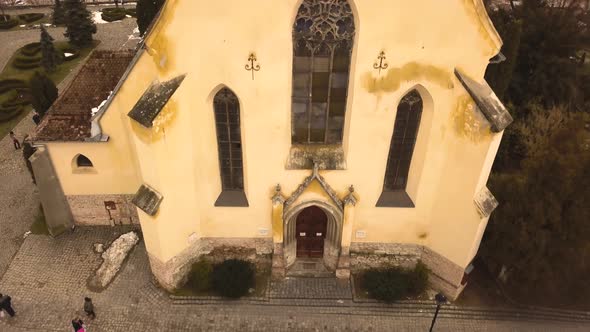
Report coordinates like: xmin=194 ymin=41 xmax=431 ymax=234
xmin=0 ymin=15 xmax=139 ymax=278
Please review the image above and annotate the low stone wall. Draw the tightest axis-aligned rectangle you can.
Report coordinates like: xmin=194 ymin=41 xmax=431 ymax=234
xmin=148 ymin=237 xmax=273 ymax=292
xmin=350 ymin=242 xmax=465 ymax=300
xmin=66 ymin=194 xmax=139 ymax=226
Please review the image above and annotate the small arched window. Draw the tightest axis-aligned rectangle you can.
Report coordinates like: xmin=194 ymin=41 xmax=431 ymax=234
xmin=377 ymin=90 xmax=423 ymax=207
xmin=213 ymin=87 xmax=248 ymax=207
xmin=291 ymin=0 xmax=355 ymax=144
xmin=76 ymin=154 xmax=93 ymax=168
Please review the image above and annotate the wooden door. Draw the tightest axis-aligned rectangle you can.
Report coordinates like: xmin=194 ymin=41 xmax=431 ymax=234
xmin=296 ymin=206 xmax=327 ymax=258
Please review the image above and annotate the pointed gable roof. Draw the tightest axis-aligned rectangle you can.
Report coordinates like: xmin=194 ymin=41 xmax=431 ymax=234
xmin=284 ymin=162 xmax=343 ymax=211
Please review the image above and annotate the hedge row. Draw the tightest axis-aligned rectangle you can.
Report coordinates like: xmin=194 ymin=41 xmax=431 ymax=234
xmin=0 ymin=18 xmax=19 ymax=30
xmin=12 ymin=55 xmax=42 ymax=70
xmin=0 ymin=104 xmax=24 ymax=122
xmin=184 ymin=259 xmax=255 ymax=298
xmin=17 ymin=13 xmax=44 ymax=23
xmin=101 ymin=8 xmax=127 ymax=22
xmin=21 ymin=42 xmax=41 ymax=56
xmin=0 ymin=79 xmax=28 ymax=95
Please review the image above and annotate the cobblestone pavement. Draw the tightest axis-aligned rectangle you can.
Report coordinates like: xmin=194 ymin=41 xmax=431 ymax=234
xmin=271 ymin=277 xmax=352 ymax=299
xmin=0 ymin=228 xmax=588 ymax=331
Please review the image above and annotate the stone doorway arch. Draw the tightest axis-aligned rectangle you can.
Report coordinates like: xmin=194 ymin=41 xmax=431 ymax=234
xmin=284 ymin=200 xmax=343 ymax=272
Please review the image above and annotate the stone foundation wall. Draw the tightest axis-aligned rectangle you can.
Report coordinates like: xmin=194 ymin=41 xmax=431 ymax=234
xmin=66 ymin=194 xmax=139 ymax=226
xmin=350 ymin=242 xmax=466 ymax=300
xmin=350 ymin=242 xmax=422 ymax=271
xmin=148 ymin=237 xmax=273 ymax=292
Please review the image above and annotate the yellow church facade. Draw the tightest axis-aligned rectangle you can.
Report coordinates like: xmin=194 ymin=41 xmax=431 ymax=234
xmin=31 ymin=0 xmax=512 ymax=300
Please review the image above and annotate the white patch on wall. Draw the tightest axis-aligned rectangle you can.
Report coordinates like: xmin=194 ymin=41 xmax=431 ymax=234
xmin=258 ymin=228 xmax=269 ymax=236
xmin=355 ymin=230 xmax=367 ymax=239
xmin=188 ymin=232 xmax=198 ymax=244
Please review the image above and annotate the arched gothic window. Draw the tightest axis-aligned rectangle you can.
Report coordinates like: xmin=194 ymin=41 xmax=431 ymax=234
xmin=377 ymin=90 xmax=423 ymax=207
xmin=291 ymin=0 xmax=355 ymax=144
xmin=213 ymin=87 xmax=248 ymax=207
xmin=76 ymin=154 xmax=93 ymax=168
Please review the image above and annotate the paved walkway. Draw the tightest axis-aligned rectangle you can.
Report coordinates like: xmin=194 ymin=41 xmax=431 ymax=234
xmin=0 ymin=227 xmax=588 ymax=331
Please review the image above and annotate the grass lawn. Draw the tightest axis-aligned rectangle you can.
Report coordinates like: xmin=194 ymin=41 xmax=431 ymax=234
xmin=0 ymin=39 xmax=100 ymax=139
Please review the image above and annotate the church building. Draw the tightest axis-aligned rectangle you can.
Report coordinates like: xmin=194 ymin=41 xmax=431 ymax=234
xmin=30 ymin=0 xmax=512 ymax=300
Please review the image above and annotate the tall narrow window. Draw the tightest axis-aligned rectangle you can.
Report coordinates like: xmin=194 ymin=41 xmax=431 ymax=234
xmin=377 ymin=90 xmax=423 ymax=207
xmin=213 ymin=87 xmax=248 ymax=207
xmin=291 ymin=0 xmax=355 ymax=144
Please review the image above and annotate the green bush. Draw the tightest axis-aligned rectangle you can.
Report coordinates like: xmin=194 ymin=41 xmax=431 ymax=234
xmin=21 ymin=42 xmax=42 ymax=56
xmin=0 ymin=104 xmax=24 ymax=122
xmin=12 ymin=55 xmax=42 ymax=69
xmin=101 ymin=8 xmax=127 ymax=22
xmin=212 ymin=259 xmax=255 ymax=298
xmin=18 ymin=13 xmax=45 ymax=23
xmin=0 ymin=18 xmax=19 ymax=30
xmin=125 ymin=8 xmax=137 ymax=17
xmin=362 ymin=262 xmax=430 ymax=303
xmin=186 ymin=259 xmax=213 ymax=292
xmin=406 ymin=261 xmax=429 ymax=296
xmin=0 ymin=79 xmax=28 ymax=94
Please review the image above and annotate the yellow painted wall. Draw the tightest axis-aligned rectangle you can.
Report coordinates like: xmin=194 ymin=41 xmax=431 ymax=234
xmin=46 ymin=0 xmax=504 ymax=269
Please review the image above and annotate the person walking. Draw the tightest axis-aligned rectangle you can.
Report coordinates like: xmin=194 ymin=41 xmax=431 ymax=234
xmin=71 ymin=318 xmax=86 ymax=332
xmin=9 ymin=131 xmax=21 ymax=150
xmin=83 ymin=297 xmax=95 ymax=319
xmin=0 ymin=293 xmax=16 ymax=317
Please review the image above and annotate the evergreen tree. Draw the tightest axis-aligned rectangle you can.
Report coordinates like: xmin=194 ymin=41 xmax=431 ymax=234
xmin=52 ymin=0 xmax=65 ymax=25
xmin=485 ymin=9 xmax=522 ymax=102
xmin=30 ymin=72 xmax=58 ymax=118
xmin=136 ymin=0 xmax=165 ymax=36
xmin=63 ymin=0 xmax=97 ymax=48
xmin=40 ymin=25 xmax=63 ymax=72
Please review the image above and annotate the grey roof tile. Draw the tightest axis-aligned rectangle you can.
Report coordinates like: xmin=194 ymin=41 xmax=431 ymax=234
xmin=455 ymin=69 xmax=513 ymax=132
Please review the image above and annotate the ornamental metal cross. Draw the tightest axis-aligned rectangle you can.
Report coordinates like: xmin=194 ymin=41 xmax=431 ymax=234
xmin=245 ymin=53 xmax=260 ymax=80
xmin=373 ymin=51 xmax=388 ymax=75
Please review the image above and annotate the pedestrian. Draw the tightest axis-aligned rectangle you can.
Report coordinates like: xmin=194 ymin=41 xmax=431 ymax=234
xmin=32 ymin=111 xmax=41 ymax=125
xmin=71 ymin=318 xmax=86 ymax=332
xmin=9 ymin=131 xmax=21 ymax=150
xmin=83 ymin=297 xmax=95 ymax=319
xmin=0 ymin=293 xmax=16 ymax=317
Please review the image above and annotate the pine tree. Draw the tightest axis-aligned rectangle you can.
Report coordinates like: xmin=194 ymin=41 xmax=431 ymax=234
xmin=63 ymin=0 xmax=97 ymax=48
xmin=40 ymin=25 xmax=63 ymax=72
xmin=52 ymin=0 xmax=65 ymax=25
xmin=30 ymin=72 xmax=58 ymax=118
xmin=136 ymin=0 xmax=165 ymax=36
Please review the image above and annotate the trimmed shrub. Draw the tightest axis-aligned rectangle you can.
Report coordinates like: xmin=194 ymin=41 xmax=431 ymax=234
xmin=362 ymin=262 xmax=430 ymax=303
xmin=0 ymin=104 xmax=24 ymax=122
xmin=0 ymin=19 xmax=19 ymax=30
xmin=186 ymin=259 xmax=213 ymax=292
xmin=21 ymin=42 xmax=42 ymax=56
xmin=212 ymin=259 xmax=255 ymax=298
xmin=0 ymin=79 xmax=28 ymax=94
xmin=101 ymin=8 xmax=126 ymax=22
xmin=406 ymin=261 xmax=429 ymax=296
xmin=125 ymin=8 xmax=137 ymax=17
xmin=18 ymin=13 xmax=45 ymax=23
xmin=12 ymin=55 xmax=42 ymax=70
